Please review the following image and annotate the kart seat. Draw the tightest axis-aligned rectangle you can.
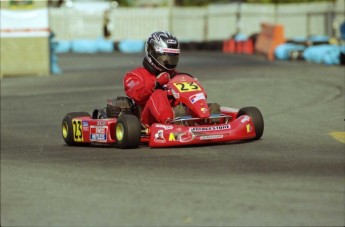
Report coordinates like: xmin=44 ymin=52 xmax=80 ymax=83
xmin=106 ymin=96 xmax=134 ymax=118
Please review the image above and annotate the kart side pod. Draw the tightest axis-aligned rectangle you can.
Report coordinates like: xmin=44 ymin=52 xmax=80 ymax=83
xmin=62 ymin=112 xmax=142 ymax=148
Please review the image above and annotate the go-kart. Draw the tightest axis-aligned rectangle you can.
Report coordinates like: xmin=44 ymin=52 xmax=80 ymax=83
xmin=62 ymin=73 xmax=264 ymax=148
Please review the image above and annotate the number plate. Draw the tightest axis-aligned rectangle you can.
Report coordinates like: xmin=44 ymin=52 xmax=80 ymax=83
xmin=173 ymin=82 xmax=201 ymax=92
xmin=72 ymin=120 xmax=84 ymax=142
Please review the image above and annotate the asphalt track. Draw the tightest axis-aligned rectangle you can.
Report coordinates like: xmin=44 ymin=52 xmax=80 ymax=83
xmin=1 ymin=52 xmax=344 ymax=226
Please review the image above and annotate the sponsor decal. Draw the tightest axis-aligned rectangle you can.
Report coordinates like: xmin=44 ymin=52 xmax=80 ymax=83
xmin=201 ymin=107 xmax=207 ymax=113
xmin=169 ymin=133 xmax=176 ymax=141
xmin=189 ymin=93 xmax=205 ymax=104
xmin=171 ymin=89 xmax=180 ymax=99
xmin=82 ymin=121 xmax=89 ymax=131
xmin=169 ymin=132 xmax=194 ymax=143
xmin=167 ymin=39 xmax=177 ymax=44
xmin=246 ymin=124 xmax=252 ymax=133
xmin=162 ymin=48 xmax=180 ymax=54
xmin=155 ymin=124 xmax=173 ymax=130
xmin=90 ymin=126 xmax=107 ymax=142
xmin=179 ymin=132 xmax=194 ymax=142
xmin=154 ymin=130 xmax=166 ymax=143
xmin=97 ymin=121 xmax=106 ymax=126
xmin=155 ymin=47 xmax=180 ymax=54
xmin=241 ymin=116 xmax=250 ymax=123
xmin=91 ymin=134 xmax=106 ymax=141
xmin=200 ymin=135 xmax=223 ymax=140
xmin=127 ymin=80 xmax=140 ymax=89
xmin=190 ymin=124 xmax=230 ymax=132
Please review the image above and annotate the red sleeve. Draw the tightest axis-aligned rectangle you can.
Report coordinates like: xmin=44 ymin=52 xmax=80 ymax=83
xmin=123 ymin=68 xmax=156 ymax=105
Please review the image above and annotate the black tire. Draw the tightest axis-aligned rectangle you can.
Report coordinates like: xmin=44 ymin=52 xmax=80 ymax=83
xmin=115 ymin=114 xmax=141 ymax=149
xmin=237 ymin=107 xmax=264 ymax=140
xmin=62 ymin=112 xmax=90 ymax=146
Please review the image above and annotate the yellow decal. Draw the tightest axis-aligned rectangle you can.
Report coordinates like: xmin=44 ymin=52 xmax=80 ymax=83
xmin=329 ymin=132 xmax=345 ymax=144
xmin=169 ymin=133 xmax=176 ymax=141
xmin=246 ymin=124 xmax=252 ymax=133
xmin=173 ymin=82 xmax=201 ymax=92
xmin=72 ymin=120 xmax=84 ymax=142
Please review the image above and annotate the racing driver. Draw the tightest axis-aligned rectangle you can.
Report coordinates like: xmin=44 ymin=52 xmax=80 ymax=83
xmin=123 ymin=31 xmax=183 ymax=125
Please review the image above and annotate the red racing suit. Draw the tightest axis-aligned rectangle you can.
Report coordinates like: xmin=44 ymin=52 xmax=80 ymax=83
xmin=123 ymin=67 xmax=174 ymax=125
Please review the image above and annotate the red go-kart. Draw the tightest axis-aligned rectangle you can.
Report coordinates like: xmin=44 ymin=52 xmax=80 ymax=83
xmin=62 ymin=73 xmax=264 ymax=148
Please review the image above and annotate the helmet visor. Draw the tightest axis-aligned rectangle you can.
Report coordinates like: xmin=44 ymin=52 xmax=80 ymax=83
xmin=155 ymin=48 xmax=180 ymax=69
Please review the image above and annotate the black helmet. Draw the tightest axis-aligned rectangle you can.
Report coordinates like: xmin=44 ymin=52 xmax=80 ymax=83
xmin=143 ymin=31 xmax=180 ymax=74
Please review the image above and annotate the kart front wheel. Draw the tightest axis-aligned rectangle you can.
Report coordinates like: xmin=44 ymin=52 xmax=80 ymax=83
xmin=62 ymin=112 xmax=90 ymax=146
xmin=115 ymin=114 xmax=141 ymax=149
xmin=237 ymin=107 xmax=264 ymax=140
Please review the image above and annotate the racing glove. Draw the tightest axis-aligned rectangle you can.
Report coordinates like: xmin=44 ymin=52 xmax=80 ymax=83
xmin=155 ymin=72 xmax=170 ymax=89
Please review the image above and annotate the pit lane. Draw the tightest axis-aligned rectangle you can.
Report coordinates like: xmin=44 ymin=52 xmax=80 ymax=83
xmin=1 ymin=52 xmax=344 ymax=226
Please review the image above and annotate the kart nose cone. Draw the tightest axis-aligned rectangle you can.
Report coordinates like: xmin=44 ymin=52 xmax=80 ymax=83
xmin=192 ymin=100 xmax=210 ymax=118
xmin=199 ymin=107 xmax=210 ymax=118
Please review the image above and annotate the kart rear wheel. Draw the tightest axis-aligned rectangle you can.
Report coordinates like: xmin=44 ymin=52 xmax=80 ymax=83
xmin=115 ymin=114 xmax=141 ymax=149
xmin=237 ymin=107 xmax=264 ymax=140
xmin=62 ymin=112 xmax=90 ymax=146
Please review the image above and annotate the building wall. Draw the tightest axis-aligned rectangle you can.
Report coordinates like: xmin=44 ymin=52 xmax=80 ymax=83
xmin=48 ymin=0 xmax=344 ymax=42
xmin=1 ymin=0 xmax=50 ymax=77
xmin=1 ymin=37 xmax=50 ymax=76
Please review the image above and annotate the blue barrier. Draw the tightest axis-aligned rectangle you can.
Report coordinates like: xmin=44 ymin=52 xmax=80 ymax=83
xmin=51 ymin=54 xmax=62 ymax=74
xmin=71 ymin=39 xmax=99 ymax=53
xmin=303 ymin=45 xmax=345 ymax=65
xmin=96 ymin=38 xmax=114 ymax=53
xmin=49 ymin=32 xmax=62 ymax=74
xmin=308 ymin=35 xmax=330 ymax=43
xmin=275 ymin=43 xmax=305 ymax=60
xmin=56 ymin=40 xmax=71 ymax=53
xmin=58 ymin=37 xmax=114 ymax=54
xmin=233 ymin=33 xmax=248 ymax=41
xmin=118 ymin=40 xmax=145 ymax=53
